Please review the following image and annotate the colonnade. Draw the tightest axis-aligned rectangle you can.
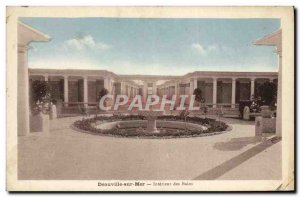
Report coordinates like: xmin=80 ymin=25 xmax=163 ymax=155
xmin=157 ymin=77 xmax=277 ymax=108
xmin=30 ymin=75 xmax=140 ymax=107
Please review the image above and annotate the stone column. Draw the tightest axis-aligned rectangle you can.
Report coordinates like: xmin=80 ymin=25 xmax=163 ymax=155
xmin=44 ymin=74 xmax=49 ymax=81
xmin=190 ymin=79 xmax=194 ymax=96
xmin=193 ymin=78 xmax=198 ymax=90
xmin=110 ymin=80 xmax=114 ymax=95
xmin=231 ymin=78 xmax=236 ymax=108
xmin=120 ymin=81 xmax=125 ymax=95
xmin=153 ymin=81 xmax=157 ymax=95
xmin=213 ymin=77 xmax=217 ymax=108
xmin=129 ymin=86 xmax=132 ymax=98
xmin=127 ymin=85 xmax=130 ymax=97
xmin=174 ymin=81 xmax=178 ymax=97
xmin=276 ymin=52 xmax=282 ymax=137
xmin=83 ymin=76 xmax=88 ymax=107
xmin=104 ymin=78 xmax=111 ymax=93
xmin=143 ymin=82 xmax=148 ymax=101
xmin=250 ymin=78 xmax=255 ymax=99
xmin=18 ymin=45 xmax=30 ymax=136
xmin=64 ymin=75 xmax=69 ymax=107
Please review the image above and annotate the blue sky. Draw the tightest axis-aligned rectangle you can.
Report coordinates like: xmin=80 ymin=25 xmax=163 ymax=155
xmin=21 ymin=18 xmax=280 ymax=75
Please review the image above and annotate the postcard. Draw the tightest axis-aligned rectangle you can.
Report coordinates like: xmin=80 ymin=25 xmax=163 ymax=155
xmin=6 ymin=6 xmax=294 ymax=191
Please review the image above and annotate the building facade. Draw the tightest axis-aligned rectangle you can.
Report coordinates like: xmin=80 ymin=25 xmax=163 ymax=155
xmin=29 ymin=68 xmax=278 ymax=109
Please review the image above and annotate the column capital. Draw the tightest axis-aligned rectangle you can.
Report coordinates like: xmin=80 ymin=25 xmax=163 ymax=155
xmin=83 ymin=76 xmax=88 ymax=80
xmin=250 ymin=77 xmax=256 ymax=81
xmin=212 ymin=77 xmax=218 ymax=82
xmin=64 ymin=75 xmax=69 ymax=79
xmin=18 ymin=44 xmax=29 ymax=53
xmin=232 ymin=77 xmax=237 ymax=81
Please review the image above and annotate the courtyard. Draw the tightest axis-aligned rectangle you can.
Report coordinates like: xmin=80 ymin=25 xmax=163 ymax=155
xmin=18 ymin=116 xmax=281 ymax=180
xmin=7 ymin=7 xmax=294 ymax=192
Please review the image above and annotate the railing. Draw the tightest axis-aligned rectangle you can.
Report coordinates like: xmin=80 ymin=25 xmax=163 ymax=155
xmin=61 ymin=101 xmax=239 ymax=108
xmin=56 ymin=101 xmax=241 ymax=118
xmin=202 ymin=103 xmax=240 ymax=108
xmin=62 ymin=102 xmax=98 ymax=107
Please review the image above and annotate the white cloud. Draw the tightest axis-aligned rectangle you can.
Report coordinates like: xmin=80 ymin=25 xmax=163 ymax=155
xmin=64 ymin=35 xmax=111 ymax=51
xmin=191 ymin=43 xmax=220 ymax=56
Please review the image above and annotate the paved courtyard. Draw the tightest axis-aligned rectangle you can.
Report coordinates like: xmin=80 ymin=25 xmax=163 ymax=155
xmin=18 ymin=116 xmax=281 ymax=180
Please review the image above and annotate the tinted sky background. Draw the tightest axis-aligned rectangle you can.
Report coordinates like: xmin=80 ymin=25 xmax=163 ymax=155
xmin=21 ymin=18 xmax=280 ymax=75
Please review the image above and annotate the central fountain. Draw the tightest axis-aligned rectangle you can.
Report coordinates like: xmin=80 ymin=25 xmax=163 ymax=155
xmin=138 ymin=110 xmax=164 ymax=133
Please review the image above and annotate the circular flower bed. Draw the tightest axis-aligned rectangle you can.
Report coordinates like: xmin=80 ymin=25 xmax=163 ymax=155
xmin=73 ymin=115 xmax=230 ymax=138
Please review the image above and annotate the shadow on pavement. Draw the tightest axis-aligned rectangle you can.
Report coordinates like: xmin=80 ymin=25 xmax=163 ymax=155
xmin=193 ymin=136 xmax=281 ymax=180
xmin=220 ymin=117 xmax=256 ymax=125
xmin=213 ymin=134 xmax=274 ymax=151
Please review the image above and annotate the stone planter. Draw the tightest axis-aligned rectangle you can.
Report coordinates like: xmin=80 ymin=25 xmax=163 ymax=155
xmin=30 ymin=112 xmax=50 ymax=133
xmin=243 ymin=106 xmax=250 ymax=120
xmin=255 ymin=116 xmax=276 ymax=135
xmin=261 ymin=105 xmax=271 ymax=118
xmin=50 ymin=104 xmax=57 ymax=119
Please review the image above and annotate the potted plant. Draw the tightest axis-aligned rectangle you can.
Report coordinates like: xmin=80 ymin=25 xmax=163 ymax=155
xmin=193 ymin=88 xmax=202 ymax=106
xmin=30 ymin=80 xmax=51 ymax=133
xmin=95 ymin=88 xmax=109 ymax=119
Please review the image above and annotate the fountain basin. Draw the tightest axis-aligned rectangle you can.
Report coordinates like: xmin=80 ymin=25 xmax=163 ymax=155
xmin=73 ymin=115 xmax=230 ymax=138
xmin=93 ymin=120 xmax=207 ymax=132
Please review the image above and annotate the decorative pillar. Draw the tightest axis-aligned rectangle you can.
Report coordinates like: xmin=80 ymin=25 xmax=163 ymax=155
xmin=111 ymin=80 xmax=115 ymax=95
xmin=129 ymin=86 xmax=132 ymax=98
xmin=44 ymin=74 xmax=49 ymax=81
xmin=174 ymin=81 xmax=178 ymax=97
xmin=190 ymin=79 xmax=194 ymax=96
xmin=250 ymin=78 xmax=255 ymax=99
xmin=83 ymin=76 xmax=88 ymax=107
xmin=143 ymin=82 xmax=148 ymax=101
xmin=120 ymin=81 xmax=125 ymax=95
xmin=231 ymin=78 xmax=236 ymax=108
xmin=18 ymin=45 xmax=30 ymax=136
xmin=276 ymin=51 xmax=282 ymax=137
xmin=104 ymin=77 xmax=111 ymax=93
xmin=17 ymin=22 xmax=49 ymax=136
xmin=213 ymin=77 xmax=217 ymax=108
xmin=153 ymin=82 xmax=157 ymax=95
xmin=193 ymin=78 xmax=198 ymax=90
xmin=64 ymin=75 xmax=69 ymax=107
